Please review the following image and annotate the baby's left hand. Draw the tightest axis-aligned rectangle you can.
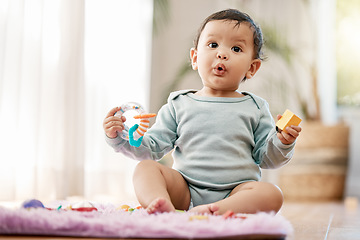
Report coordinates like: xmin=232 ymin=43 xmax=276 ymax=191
xmin=276 ymin=114 xmax=302 ymax=145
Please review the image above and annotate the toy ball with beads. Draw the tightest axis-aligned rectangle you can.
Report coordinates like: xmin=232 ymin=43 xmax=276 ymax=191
xmin=114 ymin=102 xmax=156 ymax=147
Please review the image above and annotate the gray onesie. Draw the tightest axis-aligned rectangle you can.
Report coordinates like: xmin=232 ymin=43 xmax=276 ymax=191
xmin=106 ymin=90 xmax=295 ymax=207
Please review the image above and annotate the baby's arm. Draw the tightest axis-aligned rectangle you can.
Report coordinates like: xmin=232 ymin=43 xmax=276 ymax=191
xmin=104 ymin=103 xmax=177 ymax=161
xmin=275 ymin=114 xmax=302 ymax=145
xmin=103 ymin=106 xmax=126 ymax=139
xmin=253 ymin=104 xmax=298 ymax=169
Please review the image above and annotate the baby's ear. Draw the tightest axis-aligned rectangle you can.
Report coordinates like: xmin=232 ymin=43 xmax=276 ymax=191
xmin=245 ymin=59 xmax=261 ymax=79
xmin=190 ymin=48 xmax=198 ymax=70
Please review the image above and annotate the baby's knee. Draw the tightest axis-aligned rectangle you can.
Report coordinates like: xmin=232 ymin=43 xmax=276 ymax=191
xmin=263 ymin=183 xmax=283 ymax=212
xmin=134 ymin=160 xmax=158 ymax=173
xmin=136 ymin=159 xmax=155 ymax=168
xmin=246 ymin=181 xmax=283 ymax=212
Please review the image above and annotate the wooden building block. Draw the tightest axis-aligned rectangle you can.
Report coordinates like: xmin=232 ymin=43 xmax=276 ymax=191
xmin=276 ymin=109 xmax=302 ymax=133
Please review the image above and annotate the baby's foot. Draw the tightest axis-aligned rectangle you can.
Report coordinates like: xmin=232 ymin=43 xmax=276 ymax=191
xmin=146 ymin=197 xmax=176 ymax=214
xmin=188 ymin=203 xmax=220 ymax=215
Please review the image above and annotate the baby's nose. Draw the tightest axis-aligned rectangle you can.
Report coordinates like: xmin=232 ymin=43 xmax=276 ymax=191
xmin=217 ymin=52 xmax=228 ymax=60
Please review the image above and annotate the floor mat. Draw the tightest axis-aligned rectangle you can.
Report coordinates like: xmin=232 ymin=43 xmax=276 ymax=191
xmin=0 ymin=201 xmax=293 ymax=239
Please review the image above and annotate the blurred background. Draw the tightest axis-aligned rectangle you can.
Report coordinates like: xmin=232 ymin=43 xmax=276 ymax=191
xmin=0 ymin=0 xmax=359 ymax=204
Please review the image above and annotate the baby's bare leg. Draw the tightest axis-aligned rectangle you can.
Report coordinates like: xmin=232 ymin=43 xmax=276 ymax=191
xmin=132 ymin=160 xmax=190 ymax=213
xmin=190 ymin=181 xmax=283 ymax=215
xmin=223 ymin=181 xmax=283 ymax=214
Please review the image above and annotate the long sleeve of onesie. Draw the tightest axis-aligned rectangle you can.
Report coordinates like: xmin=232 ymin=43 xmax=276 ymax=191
xmin=249 ymin=95 xmax=295 ymax=169
xmin=105 ymin=101 xmax=177 ymax=161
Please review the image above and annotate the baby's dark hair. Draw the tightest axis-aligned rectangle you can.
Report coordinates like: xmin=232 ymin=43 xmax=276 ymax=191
xmin=194 ymin=9 xmax=264 ymax=60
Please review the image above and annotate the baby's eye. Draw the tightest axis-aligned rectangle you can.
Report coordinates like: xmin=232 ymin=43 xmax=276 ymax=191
xmin=232 ymin=46 xmax=241 ymax=52
xmin=208 ymin=42 xmax=218 ymax=48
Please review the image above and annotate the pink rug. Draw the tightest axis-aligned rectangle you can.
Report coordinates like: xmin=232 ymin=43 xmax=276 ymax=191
xmin=0 ymin=202 xmax=293 ymax=239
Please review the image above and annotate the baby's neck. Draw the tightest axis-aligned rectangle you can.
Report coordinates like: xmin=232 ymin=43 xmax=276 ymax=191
xmin=195 ymin=88 xmax=244 ymax=98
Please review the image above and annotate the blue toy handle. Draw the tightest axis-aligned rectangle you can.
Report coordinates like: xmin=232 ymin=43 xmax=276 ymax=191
xmin=128 ymin=124 xmax=144 ymax=147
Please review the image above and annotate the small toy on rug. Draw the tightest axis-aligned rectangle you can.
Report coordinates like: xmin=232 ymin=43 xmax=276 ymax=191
xmin=68 ymin=201 xmax=98 ymax=212
xmin=117 ymin=204 xmax=143 ymax=212
xmin=22 ymin=199 xmax=45 ymax=209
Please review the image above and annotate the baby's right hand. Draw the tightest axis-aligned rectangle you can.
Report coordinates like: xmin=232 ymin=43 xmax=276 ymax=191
xmin=103 ymin=107 xmax=126 ymax=139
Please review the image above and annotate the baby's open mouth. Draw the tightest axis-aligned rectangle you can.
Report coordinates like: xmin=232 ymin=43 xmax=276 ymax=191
xmin=214 ymin=63 xmax=226 ymax=75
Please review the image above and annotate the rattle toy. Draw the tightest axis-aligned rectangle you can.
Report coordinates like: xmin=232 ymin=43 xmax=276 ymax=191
xmin=276 ymin=109 xmax=302 ymax=134
xmin=114 ymin=102 xmax=156 ymax=147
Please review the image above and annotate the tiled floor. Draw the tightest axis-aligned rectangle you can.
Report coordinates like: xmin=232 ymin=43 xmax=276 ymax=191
xmin=280 ymin=200 xmax=360 ymax=239
xmin=1 ymin=200 xmax=359 ymax=239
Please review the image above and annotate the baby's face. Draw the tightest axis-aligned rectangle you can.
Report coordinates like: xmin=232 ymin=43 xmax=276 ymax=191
xmin=191 ymin=20 xmax=260 ymax=94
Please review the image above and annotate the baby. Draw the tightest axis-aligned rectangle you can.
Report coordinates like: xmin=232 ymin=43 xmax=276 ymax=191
xmin=103 ymin=9 xmax=301 ymax=215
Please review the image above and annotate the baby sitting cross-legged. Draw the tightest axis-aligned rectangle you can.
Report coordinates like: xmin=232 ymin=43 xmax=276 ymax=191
xmin=103 ymin=9 xmax=301 ymax=215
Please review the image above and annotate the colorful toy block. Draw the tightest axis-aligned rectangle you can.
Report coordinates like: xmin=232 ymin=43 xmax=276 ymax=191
xmin=276 ymin=109 xmax=302 ymax=134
